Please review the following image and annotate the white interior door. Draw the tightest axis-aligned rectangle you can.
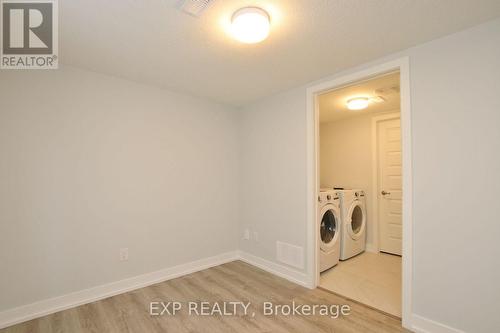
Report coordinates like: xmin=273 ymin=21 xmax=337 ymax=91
xmin=377 ymin=117 xmax=402 ymax=255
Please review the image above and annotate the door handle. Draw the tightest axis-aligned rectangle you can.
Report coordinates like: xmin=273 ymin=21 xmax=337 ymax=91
xmin=381 ymin=190 xmax=391 ymax=196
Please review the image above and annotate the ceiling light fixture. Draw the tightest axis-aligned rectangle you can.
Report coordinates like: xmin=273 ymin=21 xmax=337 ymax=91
xmin=231 ymin=7 xmax=270 ymax=44
xmin=346 ymin=97 xmax=370 ymax=110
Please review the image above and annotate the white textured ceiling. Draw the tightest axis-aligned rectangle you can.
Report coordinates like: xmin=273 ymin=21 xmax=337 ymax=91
xmin=319 ymin=72 xmax=400 ymax=123
xmin=60 ymin=0 xmax=500 ymax=106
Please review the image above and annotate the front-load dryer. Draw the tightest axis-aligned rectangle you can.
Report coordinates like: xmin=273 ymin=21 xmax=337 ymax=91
xmin=338 ymin=189 xmax=367 ymax=260
xmin=318 ymin=189 xmax=341 ymax=272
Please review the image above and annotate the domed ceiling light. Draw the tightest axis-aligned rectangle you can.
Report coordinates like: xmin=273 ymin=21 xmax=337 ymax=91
xmin=231 ymin=7 xmax=270 ymax=44
xmin=346 ymin=97 xmax=370 ymax=110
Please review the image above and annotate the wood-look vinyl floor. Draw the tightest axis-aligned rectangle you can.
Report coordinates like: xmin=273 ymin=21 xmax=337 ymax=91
xmin=1 ymin=261 xmax=409 ymax=333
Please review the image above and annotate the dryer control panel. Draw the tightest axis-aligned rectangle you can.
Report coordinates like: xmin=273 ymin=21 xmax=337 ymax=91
xmin=354 ymin=191 xmax=365 ymax=198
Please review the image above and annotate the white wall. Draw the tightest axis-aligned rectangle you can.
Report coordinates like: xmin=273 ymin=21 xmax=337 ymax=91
xmin=0 ymin=66 xmax=239 ymax=312
xmin=239 ymin=18 xmax=500 ymax=332
xmin=239 ymin=87 xmax=308 ymax=260
xmin=320 ymin=111 xmax=399 ymax=249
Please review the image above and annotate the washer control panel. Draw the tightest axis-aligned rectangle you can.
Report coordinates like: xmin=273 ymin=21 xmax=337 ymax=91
xmin=319 ymin=190 xmax=339 ymax=203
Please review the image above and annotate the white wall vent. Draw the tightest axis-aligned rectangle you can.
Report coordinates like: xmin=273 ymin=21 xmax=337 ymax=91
xmin=276 ymin=241 xmax=304 ymax=270
xmin=179 ymin=0 xmax=214 ymax=17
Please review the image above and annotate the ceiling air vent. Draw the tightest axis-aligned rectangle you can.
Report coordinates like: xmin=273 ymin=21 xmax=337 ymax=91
xmin=375 ymin=85 xmax=400 ymax=96
xmin=179 ymin=0 xmax=214 ymax=17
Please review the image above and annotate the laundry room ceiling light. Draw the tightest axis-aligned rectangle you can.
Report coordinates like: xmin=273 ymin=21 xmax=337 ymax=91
xmin=346 ymin=97 xmax=370 ymax=110
xmin=231 ymin=7 xmax=270 ymax=44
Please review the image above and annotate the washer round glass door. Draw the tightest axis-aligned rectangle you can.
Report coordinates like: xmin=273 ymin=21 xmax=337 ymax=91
xmin=320 ymin=208 xmax=338 ymax=248
xmin=347 ymin=202 xmax=366 ymax=240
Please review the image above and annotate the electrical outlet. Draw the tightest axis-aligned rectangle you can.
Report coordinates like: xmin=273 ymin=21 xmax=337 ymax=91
xmin=253 ymin=231 xmax=259 ymax=242
xmin=243 ymin=229 xmax=250 ymax=240
xmin=119 ymin=248 xmax=129 ymax=261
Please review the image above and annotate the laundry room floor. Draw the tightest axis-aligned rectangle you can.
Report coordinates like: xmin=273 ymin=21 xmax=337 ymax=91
xmin=319 ymin=252 xmax=401 ymax=317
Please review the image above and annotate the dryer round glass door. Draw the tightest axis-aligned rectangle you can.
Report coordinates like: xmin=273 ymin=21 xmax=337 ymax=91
xmin=320 ymin=210 xmax=337 ymax=245
xmin=347 ymin=203 xmax=366 ymax=239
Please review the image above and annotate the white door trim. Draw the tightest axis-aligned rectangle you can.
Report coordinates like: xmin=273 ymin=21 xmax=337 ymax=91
xmin=306 ymin=57 xmax=413 ymax=329
xmin=371 ymin=112 xmax=401 ymax=253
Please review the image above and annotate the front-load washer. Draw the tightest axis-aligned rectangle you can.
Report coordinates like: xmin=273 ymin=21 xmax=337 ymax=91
xmin=318 ymin=189 xmax=341 ymax=272
xmin=338 ymin=189 xmax=367 ymax=260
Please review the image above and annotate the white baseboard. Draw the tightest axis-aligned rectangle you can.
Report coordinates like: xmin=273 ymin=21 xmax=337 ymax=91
xmin=0 ymin=250 xmax=310 ymax=329
xmin=411 ymin=314 xmax=465 ymax=333
xmin=0 ymin=251 xmax=239 ymax=330
xmin=238 ymin=251 xmax=311 ymax=288
xmin=0 ymin=250 xmax=462 ymax=333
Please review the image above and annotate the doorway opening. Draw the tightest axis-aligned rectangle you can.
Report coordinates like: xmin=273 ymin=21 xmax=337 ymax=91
xmin=306 ymin=58 xmax=412 ymax=327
